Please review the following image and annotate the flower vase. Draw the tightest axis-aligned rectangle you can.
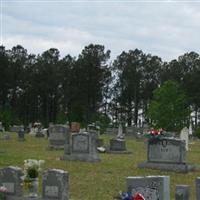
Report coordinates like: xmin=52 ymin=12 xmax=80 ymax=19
xmin=28 ymin=178 xmax=38 ymax=198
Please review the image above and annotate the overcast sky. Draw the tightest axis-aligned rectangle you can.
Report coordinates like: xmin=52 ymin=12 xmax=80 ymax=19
xmin=2 ymin=0 xmax=200 ymax=61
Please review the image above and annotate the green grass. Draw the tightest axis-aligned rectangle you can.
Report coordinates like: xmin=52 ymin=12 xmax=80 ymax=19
xmin=0 ymin=133 xmax=200 ymax=200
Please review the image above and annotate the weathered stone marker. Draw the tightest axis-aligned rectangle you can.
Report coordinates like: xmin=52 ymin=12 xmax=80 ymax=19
xmin=127 ymin=176 xmax=170 ymax=200
xmin=61 ymin=132 xmax=101 ymax=162
xmin=10 ymin=125 xmax=24 ymax=133
xmin=0 ymin=166 xmax=23 ymax=200
xmin=175 ymin=185 xmax=190 ymax=200
xmin=196 ymin=177 xmax=200 ymax=200
xmin=108 ymin=124 xmax=130 ymax=153
xmin=180 ymin=127 xmax=189 ymax=151
xmin=110 ymin=139 xmax=126 ymax=151
xmin=48 ymin=124 xmax=70 ymax=149
xmin=42 ymin=169 xmax=69 ymax=200
xmin=18 ymin=127 xmax=25 ymax=141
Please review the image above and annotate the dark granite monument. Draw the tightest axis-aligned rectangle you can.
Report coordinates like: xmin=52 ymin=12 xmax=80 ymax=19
xmin=138 ymin=138 xmax=196 ymax=172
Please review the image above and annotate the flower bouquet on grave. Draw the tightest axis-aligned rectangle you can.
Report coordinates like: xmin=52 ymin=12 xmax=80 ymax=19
xmin=23 ymin=159 xmax=45 ymax=197
xmin=145 ymin=128 xmax=164 ymax=143
xmin=116 ymin=191 xmax=145 ymax=200
xmin=0 ymin=186 xmax=8 ymax=200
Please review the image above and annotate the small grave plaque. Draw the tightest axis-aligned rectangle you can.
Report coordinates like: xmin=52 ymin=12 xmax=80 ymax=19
xmin=110 ymin=139 xmax=126 ymax=151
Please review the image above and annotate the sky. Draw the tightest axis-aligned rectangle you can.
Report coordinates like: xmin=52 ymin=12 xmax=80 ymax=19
xmin=1 ymin=0 xmax=200 ymax=61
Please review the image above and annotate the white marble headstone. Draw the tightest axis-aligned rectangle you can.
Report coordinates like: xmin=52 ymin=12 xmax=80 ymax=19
xmin=180 ymin=127 xmax=189 ymax=151
xmin=117 ymin=123 xmax=124 ymax=139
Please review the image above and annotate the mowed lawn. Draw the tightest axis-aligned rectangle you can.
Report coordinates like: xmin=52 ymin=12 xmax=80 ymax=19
xmin=0 ymin=133 xmax=200 ymax=200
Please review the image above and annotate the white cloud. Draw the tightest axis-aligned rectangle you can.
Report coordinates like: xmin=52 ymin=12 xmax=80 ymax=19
xmin=2 ymin=1 xmax=200 ymax=61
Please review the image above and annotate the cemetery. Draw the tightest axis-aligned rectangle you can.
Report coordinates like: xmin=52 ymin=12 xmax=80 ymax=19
xmin=2 ymin=0 xmax=200 ymax=199
xmin=0 ymin=126 xmax=200 ymax=199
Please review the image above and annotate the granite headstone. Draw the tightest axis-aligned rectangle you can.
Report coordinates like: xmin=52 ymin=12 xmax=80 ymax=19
xmin=48 ymin=125 xmax=69 ymax=149
xmin=196 ymin=177 xmax=200 ymax=200
xmin=138 ymin=137 xmax=196 ymax=172
xmin=0 ymin=166 xmax=23 ymax=199
xmin=18 ymin=128 xmax=25 ymax=141
xmin=175 ymin=185 xmax=190 ymax=200
xmin=127 ymin=176 xmax=170 ymax=200
xmin=42 ymin=169 xmax=69 ymax=200
xmin=62 ymin=132 xmax=101 ymax=162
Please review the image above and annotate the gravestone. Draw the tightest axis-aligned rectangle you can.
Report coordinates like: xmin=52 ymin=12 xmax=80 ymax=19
xmin=35 ymin=128 xmax=45 ymax=138
xmin=0 ymin=166 xmax=23 ymax=199
xmin=175 ymin=185 xmax=190 ymax=200
xmin=10 ymin=125 xmax=24 ymax=133
xmin=3 ymin=133 xmax=11 ymax=140
xmin=180 ymin=127 xmax=189 ymax=151
xmin=142 ymin=123 xmax=150 ymax=134
xmin=127 ymin=176 xmax=170 ymax=200
xmin=109 ymin=124 xmax=129 ymax=154
xmin=189 ymin=124 xmax=193 ymax=137
xmin=117 ymin=123 xmax=124 ymax=139
xmin=138 ymin=138 xmax=196 ymax=172
xmin=0 ymin=122 xmax=4 ymax=132
xmin=48 ymin=125 xmax=70 ymax=149
xmin=42 ymin=169 xmax=69 ymax=200
xmin=18 ymin=127 xmax=25 ymax=141
xmin=70 ymin=122 xmax=80 ymax=133
xmin=196 ymin=177 xmax=200 ymax=200
xmin=61 ymin=132 xmax=101 ymax=162
xmin=109 ymin=139 xmax=126 ymax=152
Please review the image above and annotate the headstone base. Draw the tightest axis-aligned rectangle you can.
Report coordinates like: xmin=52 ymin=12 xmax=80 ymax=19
xmin=110 ymin=139 xmax=126 ymax=151
xmin=47 ymin=145 xmax=64 ymax=150
xmin=61 ymin=154 xmax=101 ymax=162
xmin=35 ymin=132 xmax=44 ymax=138
xmin=106 ymin=149 xmax=131 ymax=154
xmin=138 ymin=162 xmax=197 ymax=173
xmin=7 ymin=196 xmax=43 ymax=200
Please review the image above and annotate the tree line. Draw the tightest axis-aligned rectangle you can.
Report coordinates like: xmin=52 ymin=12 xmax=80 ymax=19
xmin=0 ymin=44 xmax=200 ymax=131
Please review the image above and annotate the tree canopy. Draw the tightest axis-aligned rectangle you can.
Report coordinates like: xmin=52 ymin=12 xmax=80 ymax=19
xmin=0 ymin=44 xmax=200 ymax=130
xmin=147 ymin=80 xmax=189 ymax=131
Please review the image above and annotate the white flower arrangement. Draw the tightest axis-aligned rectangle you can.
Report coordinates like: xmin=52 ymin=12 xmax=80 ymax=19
xmin=24 ymin=159 xmax=45 ymax=179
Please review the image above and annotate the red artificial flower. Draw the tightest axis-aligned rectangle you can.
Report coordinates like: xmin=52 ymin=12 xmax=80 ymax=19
xmin=148 ymin=129 xmax=161 ymax=136
xmin=133 ymin=193 xmax=145 ymax=200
